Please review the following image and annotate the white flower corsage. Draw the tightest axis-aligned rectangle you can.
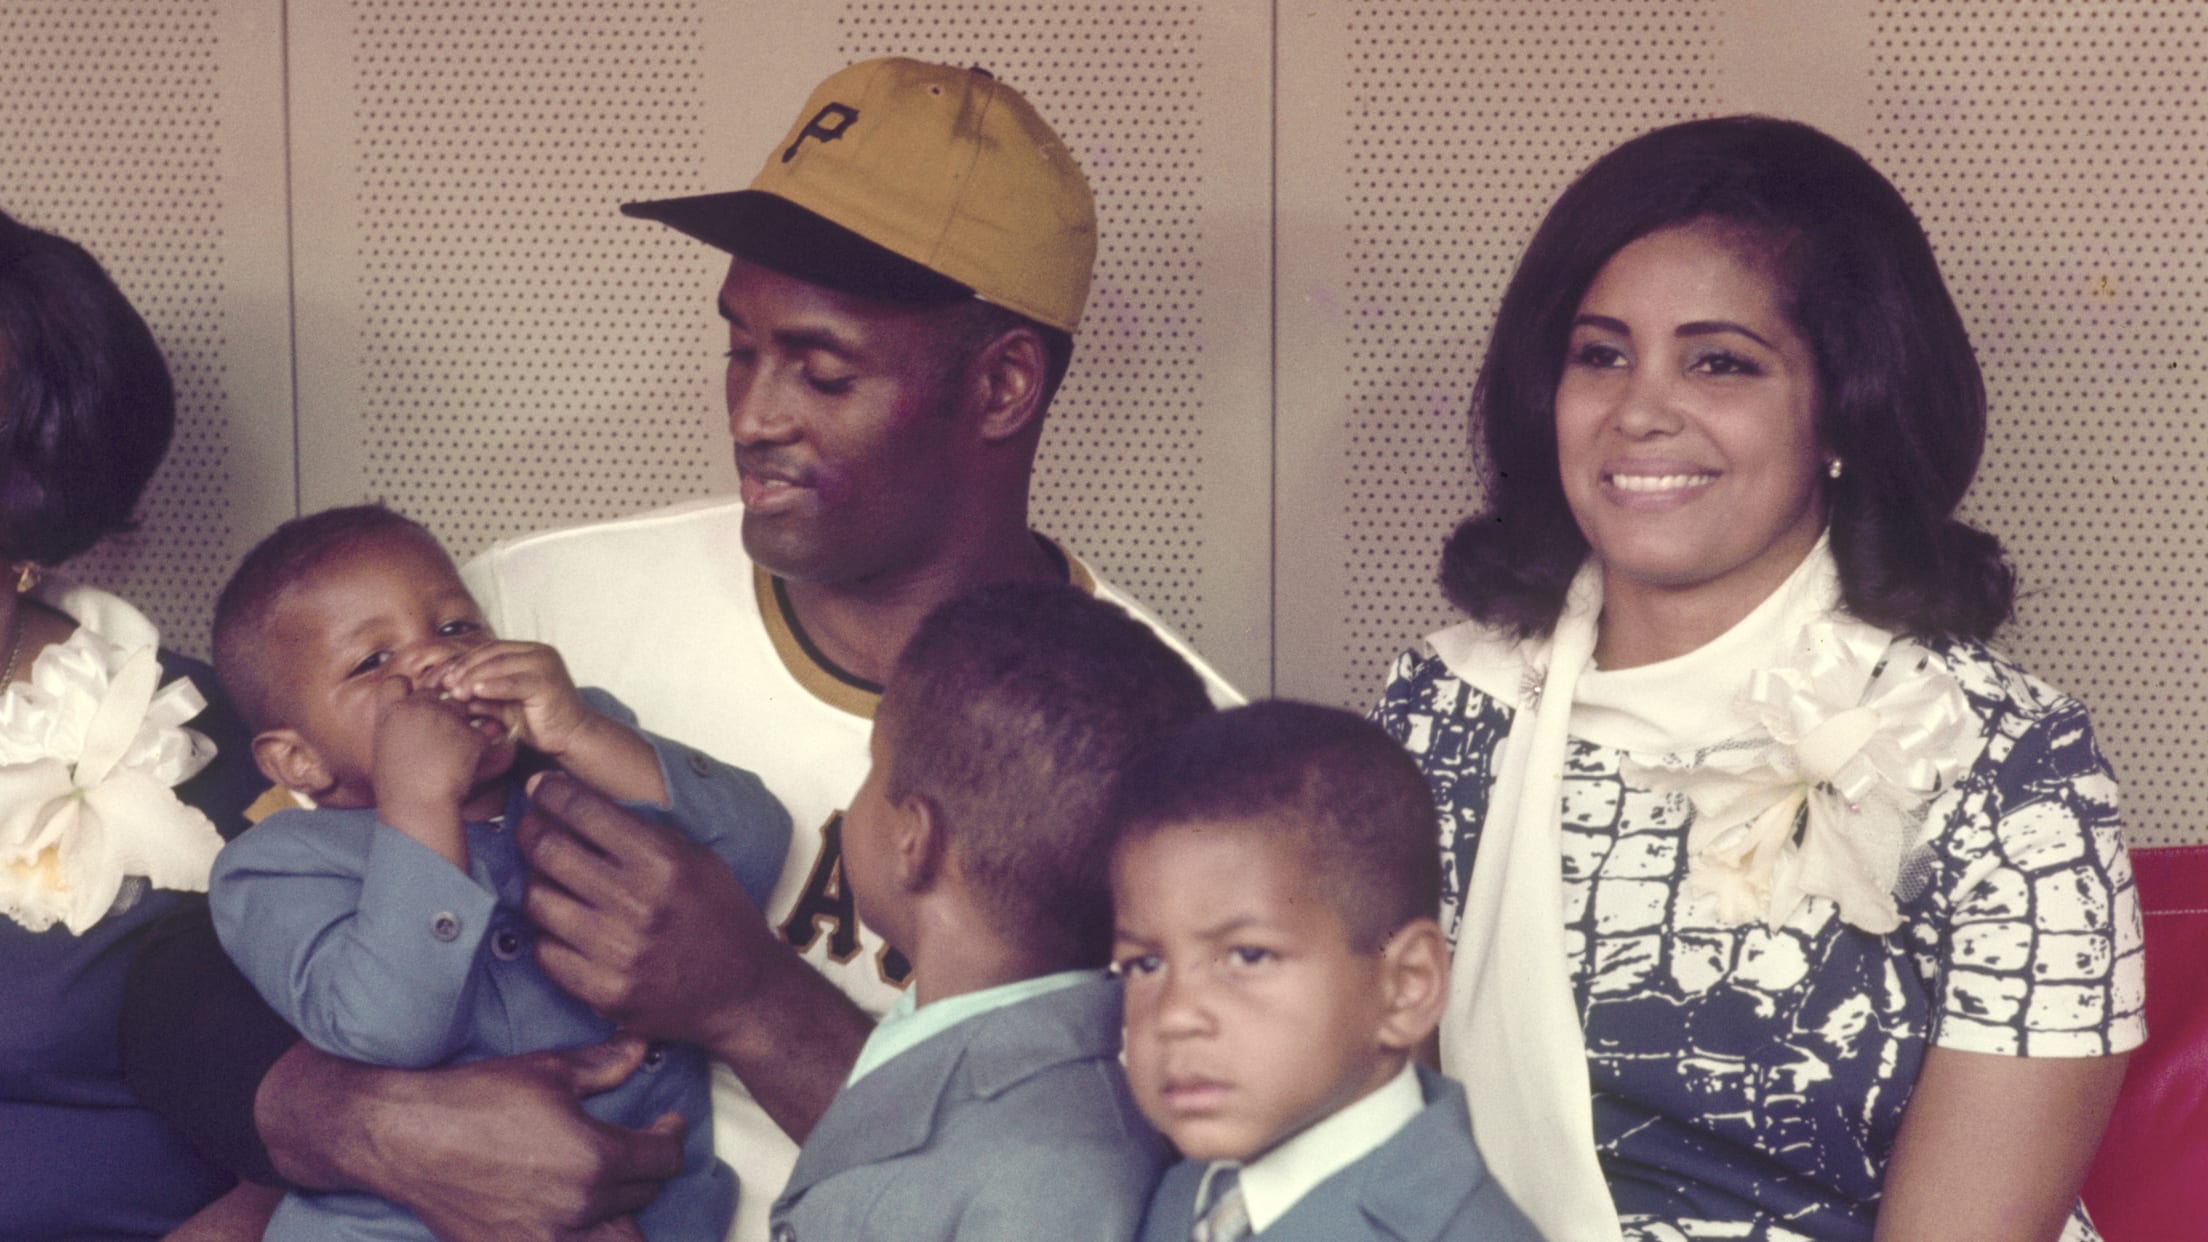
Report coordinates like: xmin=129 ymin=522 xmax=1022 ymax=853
xmin=1628 ymin=625 xmax=1986 ymax=933
xmin=0 ymin=635 xmax=223 ymax=934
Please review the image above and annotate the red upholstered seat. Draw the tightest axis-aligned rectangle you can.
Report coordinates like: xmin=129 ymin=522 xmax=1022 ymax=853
xmin=2082 ymin=845 xmax=2208 ymax=1241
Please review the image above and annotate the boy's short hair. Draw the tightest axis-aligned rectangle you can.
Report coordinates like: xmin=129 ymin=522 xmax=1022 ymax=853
xmin=213 ymin=504 xmax=443 ymax=732
xmin=882 ymin=581 xmax=1212 ymax=967
xmin=1112 ymin=701 xmax=1441 ymax=953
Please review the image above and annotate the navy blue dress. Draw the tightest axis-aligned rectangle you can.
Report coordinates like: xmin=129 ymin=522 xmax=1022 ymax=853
xmin=1 ymin=649 xmax=259 ymax=1240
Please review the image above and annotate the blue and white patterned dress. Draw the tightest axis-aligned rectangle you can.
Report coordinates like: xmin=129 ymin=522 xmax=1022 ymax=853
xmin=1374 ymin=635 xmax=2145 ymax=1242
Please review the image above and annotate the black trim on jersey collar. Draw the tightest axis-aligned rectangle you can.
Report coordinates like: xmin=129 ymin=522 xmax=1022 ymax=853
xmin=770 ymin=574 xmax=886 ymax=698
xmin=761 ymin=532 xmax=1086 ymax=709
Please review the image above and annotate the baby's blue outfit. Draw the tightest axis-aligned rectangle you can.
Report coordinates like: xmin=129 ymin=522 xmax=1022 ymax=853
xmin=211 ymin=689 xmax=791 ymax=1242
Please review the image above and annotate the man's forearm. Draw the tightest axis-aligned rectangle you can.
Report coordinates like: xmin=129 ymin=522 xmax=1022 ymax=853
xmin=257 ymin=1037 xmax=683 ymax=1239
xmin=702 ymin=947 xmax=872 ymax=1143
xmin=254 ymin=1042 xmax=397 ymax=1191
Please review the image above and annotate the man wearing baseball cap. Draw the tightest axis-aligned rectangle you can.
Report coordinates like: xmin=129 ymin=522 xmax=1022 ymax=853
xmin=127 ymin=57 xmax=1232 ymax=1242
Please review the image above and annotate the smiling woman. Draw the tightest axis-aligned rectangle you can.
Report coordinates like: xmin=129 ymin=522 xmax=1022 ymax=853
xmin=1371 ymin=117 xmax=2141 ymax=1242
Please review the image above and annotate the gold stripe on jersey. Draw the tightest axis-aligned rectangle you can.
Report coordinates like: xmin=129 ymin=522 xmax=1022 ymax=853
xmin=1058 ymin=536 xmax=1098 ymax=595
xmin=754 ymin=568 xmax=882 ymax=719
xmin=245 ymin=783 xmax=304 ymax=825
xmin=754 ymin=534 xmax=1096 ymax=718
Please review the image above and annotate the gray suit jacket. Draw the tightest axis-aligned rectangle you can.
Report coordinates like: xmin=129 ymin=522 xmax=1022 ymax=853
xmin=770 ymin=974 xmax=1166 ymax=1242
xmin=1137 ymin=1066 xmax=1544 ymax=1242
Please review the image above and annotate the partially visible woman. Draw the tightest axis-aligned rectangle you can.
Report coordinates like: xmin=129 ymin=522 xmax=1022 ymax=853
xmin=0 ymin=207 xmax=266 ymax=1238
xmin=1372 ymin=118 xmax=2140 ymax=1242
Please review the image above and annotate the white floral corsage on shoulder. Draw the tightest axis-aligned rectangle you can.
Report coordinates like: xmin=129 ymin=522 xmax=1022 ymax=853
xmin=1627 ymin=624 xmax=1987 ymax=934
xmin=0 ymin=633 xmax=224 ymax=934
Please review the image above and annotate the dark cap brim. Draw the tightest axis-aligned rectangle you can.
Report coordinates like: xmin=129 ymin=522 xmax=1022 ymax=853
xmin=621 ymin=190 xmax=974 ymax=306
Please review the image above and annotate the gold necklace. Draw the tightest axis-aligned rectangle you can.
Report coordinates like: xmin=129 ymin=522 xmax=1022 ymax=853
xmin=2 ymin=612 xmax=24 ymax=686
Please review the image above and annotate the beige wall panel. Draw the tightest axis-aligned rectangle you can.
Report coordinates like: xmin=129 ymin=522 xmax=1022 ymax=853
xmin=286 ymin=1 xmax=764 ymax=548
xmin=1866 ymin=1 xmax=2208 ymax=847
xmin=0 ymin=0 xmax=294 ymax=657
xmin=1276 ymin=1 xmax=1731 ymax=711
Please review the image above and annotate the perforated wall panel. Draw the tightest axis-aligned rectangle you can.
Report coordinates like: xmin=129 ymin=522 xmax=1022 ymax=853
xmin=1278 ymin=2 xmax=1726 ymax=710
xmin=289 ymin=0 xmax=729 ymax=554
xmin=1868 ymin=2 xmax=2208 ymax=846
xmin=0 ymin=0 xmax=291 ymax=657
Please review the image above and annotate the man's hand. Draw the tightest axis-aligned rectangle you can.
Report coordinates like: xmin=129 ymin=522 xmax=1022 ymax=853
xmin=256 ymin=1037 xmax=680 ymax=1242
xmin=517 ymin=772 xmax=770 ymax=1047
xmin=519 ymin=772 xmax=870 ymax=1142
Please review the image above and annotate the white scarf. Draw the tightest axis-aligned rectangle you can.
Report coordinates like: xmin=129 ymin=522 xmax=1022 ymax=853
xmin=1429 ymin=540 xmax=1955 ymax=1241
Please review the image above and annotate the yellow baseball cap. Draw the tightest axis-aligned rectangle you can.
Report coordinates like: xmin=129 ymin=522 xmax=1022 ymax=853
xmin=623 ymin=57 xmax=1096 ymax=334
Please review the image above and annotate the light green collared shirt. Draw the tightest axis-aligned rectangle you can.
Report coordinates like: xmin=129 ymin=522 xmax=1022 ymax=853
xmin=845 ymin=968 xmax=1102 ymax=1086
xmin=1214 ymin=1060 xmax=1424 ymax=1232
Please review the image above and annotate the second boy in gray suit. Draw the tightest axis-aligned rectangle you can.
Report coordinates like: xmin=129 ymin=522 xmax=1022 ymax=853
xmin=1113 ymin=705 xmax=1541 ymax=1242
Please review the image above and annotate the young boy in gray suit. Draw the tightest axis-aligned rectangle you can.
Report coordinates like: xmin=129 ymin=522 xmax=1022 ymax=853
xmin=206 ymin=506 xmax=790 ymax=1241
xmin=1113 ymin=703 xmax=1543 ymax=1242
xmin=768 ymin=581 xmax=1213 ymax=1242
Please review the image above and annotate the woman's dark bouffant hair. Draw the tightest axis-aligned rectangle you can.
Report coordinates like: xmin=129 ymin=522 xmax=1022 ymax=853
xmin=0 ymin=207 xmax=175 ymax=566
xmin=1442 ymin=115 xmax=2013 ymax=642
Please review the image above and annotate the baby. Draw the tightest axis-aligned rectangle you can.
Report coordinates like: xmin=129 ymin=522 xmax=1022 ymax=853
xmin=1112 ymin=701 xmax=1542 ymax=1241
xmin=208 ymin=505 xmax=790 ymax=1241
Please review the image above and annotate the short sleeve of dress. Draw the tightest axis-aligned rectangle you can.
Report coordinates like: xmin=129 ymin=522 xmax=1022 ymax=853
xmin=1919 ymin=679 xmax=2147 ymax=1058
xmin=1373 ymin=648 xmax=1516 ymax=946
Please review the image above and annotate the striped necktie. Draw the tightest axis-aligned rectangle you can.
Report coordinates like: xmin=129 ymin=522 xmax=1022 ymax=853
xmin=1191 ymin=1166 xmax=1250 ymax=1242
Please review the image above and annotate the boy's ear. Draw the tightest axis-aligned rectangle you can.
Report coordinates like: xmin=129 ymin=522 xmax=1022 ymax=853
xmin=892 ymin=790 xmax=950 ymax=893
xmin=251 ymin=729 xmax=333 ymax=799
xmin=1374 ymin=917 xmax=1451 ymax=1053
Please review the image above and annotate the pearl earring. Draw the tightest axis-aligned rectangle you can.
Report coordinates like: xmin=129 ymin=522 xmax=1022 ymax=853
xmin=1826 ymin=458 xmax=1845 ymax=480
